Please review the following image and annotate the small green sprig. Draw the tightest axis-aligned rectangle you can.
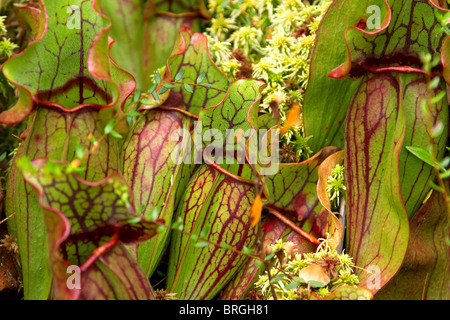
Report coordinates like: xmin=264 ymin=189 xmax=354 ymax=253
xmin=254 ymin=236 xmax=359 ymax=300
xmin=326 ymin=164 xmax=346 ymax=211
xmin=0 ymin=16 xmax=18 ymax=59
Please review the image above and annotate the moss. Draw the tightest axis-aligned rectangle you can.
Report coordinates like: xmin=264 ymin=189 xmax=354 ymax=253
xmin=204 ymin=0 xmax=332 ymax=162
xmin=253 ymin=237 xmax=360 ymax=300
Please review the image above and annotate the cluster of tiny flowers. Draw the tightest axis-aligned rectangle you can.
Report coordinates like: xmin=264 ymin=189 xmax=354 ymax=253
xmin=327 ymin=164 xmax=346 ymax=211
xmin=205 ymin=0 xmax=332 ymax=161
xmin=0 ymin=16 xmax=18 ymax=60
xmin=254 ymin=237 xmax=359 ymax=300
xmin=0 ymin=15 xmax=19 ymax=100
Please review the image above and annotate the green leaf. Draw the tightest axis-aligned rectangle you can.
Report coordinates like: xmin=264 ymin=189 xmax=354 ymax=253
xmin=75 ymin=144 xmax=85 ymax=160
xmin=428 ymin=76 xmax=441 ymax=89
xmin=196 ymin=71 xmax=206 ymax=84
xmin=138 ymin=29 xmax=230 ymax=116
xmin=304 ymin=0 xmax=450 ymax=152
xmin=220 ymin=0 xmax=229 ymax=9
xmin=399 ymin=73 xmax=448 ymax=217
xmin=220 ymin=147 xmax=343 ymax=300
xmin=195 ymin=79 xmax=264 ymax=166
xmin=154 ymin=71 xmax=161 ymax=85
xmin=136 ymin=204 xmax=146 ymax=214
xmin=345 ymin=73 xmax=409 ymax=294
xmin=17 ymin=156 xmax=36 ymax=174
xmin=100 ymin=1 xmax=204 ymax=92
xmin=307 ymin=280 xmax=326 ymax=288
xmin=431 ymin=121 xmax=445 ymax=138
xmin=221 ymin=243 xmax=231 ymax=250
xmin=440 ymin=156 xmax=450 ymax=168
xmin=284 ymin=281 xmax=300 ymax=290
xmin=375 ymin=187 xmax=450 ymax=299
xmin=133 ymin=89 xmax=141 ymax=102
xmin=200 ymin=225 xmax=211 ymax=238
xmin=140 ymin=99 xmax=154 ymax=105
xmin=0 ymin=151 xmax=6 ymax=162
xmin=126 ymin=111 xmax=141 ymax=118
xmin=329 ymin=1 xmax=447 ymax=79
xmin=43 ymin=160 xmax=63 ymax=176
xmin=264 ymin=252 xmax=275 ymax=261
xmin=406 ymin=146 xmax=443 ymax=170
xmin=167 ymin=164 xmax=257 ymax=300
xmin=0 ymin=0 xmax=134 ymax=125
xmin=22 ymin=159 xmax=161 ymax=299
xmin=172 ymin=218 xmax=184 ymax=232
xmin=439 ymin=170 xmax=450 ymax=179
xmin=429 ymin=180 xmax=442 ymax=192
xmin=120 ymin=110 xmax=195 ymax=277
xmin=144 ymin=206 xmax=159 ymax=222
xmin=302 ymin=1 xmax=370 ymax=150
xmin=194 ymin=241 xmax=210 ymax=248
xmin=83 ymin=244 xmax=155 ymax=300
xmin=255 ymin=260 xmax=263 ymax=269
xmin=128 ymin=216 xmax=142 ymax=224
xmin=242 ymin=246 xmax=255 ymax=255
xmin=158 ymin=85 xmax=171 ymax=95
xmin=109 ymin=130 xmax=123 ymax=139
xmin=174 ymin=68 xmax=185 ymax=82
xmin=6 ymin=107 xmax=121 ymax=299
xmin=0 ymin=3 xmax=135 ymax=299
xmin=104 ymin=119 xmax=115 ymax=135
xmin=163 ymin=83 xmax=176 ymax=89
xmin=184 ymin=83 xmax=193 ymax=93
xmin=147 ymin=83 xmax=157 ymax=94
xmin=270 ymin=273 xmax=284 ymax=283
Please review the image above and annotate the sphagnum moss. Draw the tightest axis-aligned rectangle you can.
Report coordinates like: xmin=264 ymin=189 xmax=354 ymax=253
xmin=205 ymin=0 xmax=332 ymax=162
xmin=254 ymin=237 xmax=360 ymax=300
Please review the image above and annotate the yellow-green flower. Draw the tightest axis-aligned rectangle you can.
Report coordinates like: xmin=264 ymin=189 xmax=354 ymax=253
xmin=207 ymin=14 xmax=238 ymax=41
xmin=252 ymin=57 xmax=279 ymax=82
xmin=334 ymin=269 xmax=360 ymax=287
xmin=254 ymin=237 xmax=361 ymax=300
xmin=267 ymin=26 xmax=296 ymax=55
xmin=326 ymin=164 xmax=346 ymax=209
xmin=229 ymin=26 xmax=263 ymax=56
xmin=272 ymin=5 xmax=302 ymax=30
xmin=0 ymin=16 xmax=7 ymax=36
xmin=208 ymin=37 xmax=233 ymax=65
xmin=0 ymin=38 xmax=18 ymax=59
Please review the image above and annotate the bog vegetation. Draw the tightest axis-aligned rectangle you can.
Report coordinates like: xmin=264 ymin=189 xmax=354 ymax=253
xmin=0 ymin=0 xmax=448 ymax=300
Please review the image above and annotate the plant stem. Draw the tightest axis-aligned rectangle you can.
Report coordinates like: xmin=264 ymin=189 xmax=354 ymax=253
xmin=266 ymin=206 xmax=321 ymax=246
xmin=171 ymin=81 xmax=228 ymax=93
xmin=0 ymin=211 xmax=15 ymax=225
